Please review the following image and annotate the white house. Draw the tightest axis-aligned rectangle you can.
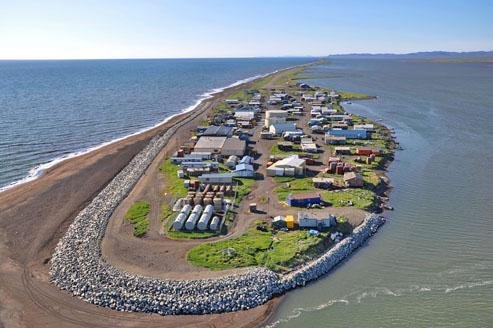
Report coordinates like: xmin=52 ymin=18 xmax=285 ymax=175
xmin=269 ymin=123 xmax=297 ymax=136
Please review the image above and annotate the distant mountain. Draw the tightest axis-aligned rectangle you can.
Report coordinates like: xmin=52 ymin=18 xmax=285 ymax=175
xmin=327 ymin=51 xmax=493 ymax=59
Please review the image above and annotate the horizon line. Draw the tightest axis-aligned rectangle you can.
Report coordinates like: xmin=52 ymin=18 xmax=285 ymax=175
xmin=0 ymin=49 xmax=491 ymax=61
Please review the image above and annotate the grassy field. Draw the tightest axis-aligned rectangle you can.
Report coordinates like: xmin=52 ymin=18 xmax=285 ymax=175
xmin=274 ymin=177 xmax=314 ymax=201
xmin=159 ymin=159 xmax=188 ymax=198
xmin=321 ymin=188 xmax=376 ymax=210
xmin=187 ymin=223 xmax=327 ymax=271
xmin=124 ymin=201 xmax=151 ymax=237
xmin=339 ymin=90 xmax=375 ymax=100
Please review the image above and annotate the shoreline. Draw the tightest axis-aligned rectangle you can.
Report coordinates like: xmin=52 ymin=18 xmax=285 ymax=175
xmin=0 ymin=66 xmax=309 ymax=328
xmin=0 ymin=61 xmax=393 ymax=327
xmin=0 ymin=66 xmax=295 ymax=194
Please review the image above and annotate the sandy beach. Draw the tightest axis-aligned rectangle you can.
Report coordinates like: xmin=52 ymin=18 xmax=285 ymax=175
xmin=0 ymin=67 xmax=304 ymax=327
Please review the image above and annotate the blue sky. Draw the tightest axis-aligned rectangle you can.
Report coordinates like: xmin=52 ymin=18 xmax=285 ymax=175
xmin=1 ymin=0 xmax=492 ymax=59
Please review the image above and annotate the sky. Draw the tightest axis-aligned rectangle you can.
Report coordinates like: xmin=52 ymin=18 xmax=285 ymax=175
xmin=0 ymin=0 xmax=492 ymax=59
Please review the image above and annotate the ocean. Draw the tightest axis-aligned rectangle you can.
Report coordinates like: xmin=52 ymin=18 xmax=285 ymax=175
xmin=267 ymin=59 xmax=493 ymax=327
xmin=0 ymin=58 xmax=311 ymax=190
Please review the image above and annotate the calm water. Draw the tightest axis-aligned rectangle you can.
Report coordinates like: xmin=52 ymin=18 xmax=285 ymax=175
xmin=0 ymin=58 xmax=312 ymax=190
xmin=268 ymin=59 xmax=493 ymax=327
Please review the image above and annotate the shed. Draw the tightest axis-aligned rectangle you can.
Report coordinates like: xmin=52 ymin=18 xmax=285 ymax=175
xmin=344 ymin=172 xmax=364 ymax=187
xmin=198 ymin=173 xmax=234 ymax=184
xmin=285 ymin=215 xmax=295 ymax=229
xmin=286 ymin=192 xmax=321 ymax=207
xmin=233 ymin=163 xmax=255 ymax=178
xmin=312 ymin=177 xmax=334 ymax=189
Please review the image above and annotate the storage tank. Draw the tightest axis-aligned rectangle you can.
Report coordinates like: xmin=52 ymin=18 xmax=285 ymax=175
xmin=185 ymin=205 xmax=203 ymax=231
xmin=179 ymin=204 xmax=192 ymax=217
xmin=197 ymin=205 xmax=214 ymax=230
xmin=210 ymin=216 xmax=221 ymax=231
xmin=173 ymin=212 xmax=188 ymax=230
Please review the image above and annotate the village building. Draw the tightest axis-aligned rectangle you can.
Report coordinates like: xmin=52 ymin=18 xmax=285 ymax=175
xmin=202 ymin=125 xmax=234 ymax=137
xmin=344 ymin=172 xmax=364 ymax=187
xmin=324 ymin=135 xmax=347 ymax=145
xmin=312 ymin=177 xmax=334 ymax=189
xmin=198 ymin=173 xmax=234 ymax=184
xmin=287 ymin=192 xmax=321 ymax=207
xmin=334 ymin=146 xmax=352 ymax=155
xmin=327 ymin=129 xmax=368 ymax=139
xmin=264 ymin=110 xmax=288 ymax=127
xmin=269 ymin=123 xmax=297 ymax=136
xmin=266 ymin=155 xmax=306 ymax=177
xmin=297 ymin=212 xmax=336 ymax=228
xmin=221 ymin=137 xmax=246 ymax=156
xmin=194 ymin=136 xmax=226 ymax=154
xmin=353 ymin=123 xmax=375 ymax=131
xmin=233 ymin=163 xmax=255 ymax=178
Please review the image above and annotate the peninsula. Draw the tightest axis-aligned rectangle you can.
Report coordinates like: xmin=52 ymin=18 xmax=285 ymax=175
xmin=0 ymin=64 xmax=395 ymax=327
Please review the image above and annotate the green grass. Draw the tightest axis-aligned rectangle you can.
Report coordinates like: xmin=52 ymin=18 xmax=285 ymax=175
xmin=235 ymin=178 xmax=255 ymax=203
xmin=273 ymin=177 xmax=314 ymax=201
xmin=362 ymin=170 xmax=381 ymax=189
xmin=339 ymin=90 xmax=375 ymax=100
xmin=159 ymin=159 xmax=188 ymax=198
xmin=187 ymin=224 xmax=326 ymax=271
xmin=321 ymin=188 xmax=376 ymax=210
xmin=124 ymin=201 xmax=151 ymax=237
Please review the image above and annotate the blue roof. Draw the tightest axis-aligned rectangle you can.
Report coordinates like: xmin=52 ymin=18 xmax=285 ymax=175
xmin=235 ymin=163 xmax=254 ymax=171
xmin=327 ymin=129 xmax=368 ymax=139
xmin=239 ymin=155 xmax=253 ymax=164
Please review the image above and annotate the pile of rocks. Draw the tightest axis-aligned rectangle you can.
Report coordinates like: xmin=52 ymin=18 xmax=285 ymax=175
xmin=50 ymin=105 xmax=386 ymax=315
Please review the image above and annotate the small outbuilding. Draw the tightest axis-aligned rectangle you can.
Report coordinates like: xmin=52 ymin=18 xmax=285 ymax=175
xmin=344 ymin=172 xmax=364 ymax=187
xmin=286 ymin=192 xmax=321 ymax=207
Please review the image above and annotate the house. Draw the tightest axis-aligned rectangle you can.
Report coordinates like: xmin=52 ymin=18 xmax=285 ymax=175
xmin=264 ymin=110 xmax=288 ymax=127
xmin=233 ymin=163 xmax=255 ymax=178
xmin=353 ymin=123 xmax=375 ymax=131
xmin=344 ymin=172 xmax=364 ymax=187
xmin=301 ymin=141 xmax=317 ymax=153
xmin=334 ymin=146 xmax=352 ymax=155
xmin=277 ymin=141 xmax=293 ymax=151
xmin=325 ymin=135 xmax=347 ymax=145
xmin=194 ymin=136 xmax=226 ymax=154
xmin=202 ymin=125 xmax=234 ymax=137
xmin=356 ymin=147 xmax=381 ymax=156
xmin=286 ymin=192 xmax=321 ymax=207
xmin=298 ymin=212 xmax=336 ymax=229
xmin=221 ymin=137 xmax=246 ymax=156
xmin=234 ymin=111 xmax=255 ymax=122
xmin=328 ymin=114 xmax=352 ymax=122
xmin=269 ymin=123 xmax=297 ymax=136
xmin=198 ymin=173 xmax=234 ymax=184
xmin=312 ymin=177 xmax=334 ymax=189
xmin=327 ymin=129 xmax=368 ymax=139
xmin=266 ymin=155 xmax=306 ymax=177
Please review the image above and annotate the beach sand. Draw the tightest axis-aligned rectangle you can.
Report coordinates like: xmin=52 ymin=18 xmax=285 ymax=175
xmin=0 ymin=68 xmax=303 ymax=327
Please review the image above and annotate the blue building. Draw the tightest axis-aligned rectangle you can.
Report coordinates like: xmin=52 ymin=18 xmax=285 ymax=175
xmin=326 ymin=129 xmax=368 ymax=139
xmin=287 ymin=192 xmax=321 ymax=207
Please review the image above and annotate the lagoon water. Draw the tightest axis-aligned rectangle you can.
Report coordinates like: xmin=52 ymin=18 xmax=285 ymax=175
xmin=0 ymin=58 xmax=311 ymax=190
xmin=268 ymin=59 xmax=493 ymax=327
